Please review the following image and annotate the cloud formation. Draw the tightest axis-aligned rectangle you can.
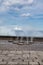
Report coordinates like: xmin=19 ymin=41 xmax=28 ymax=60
xmin=21 ymin=13 xmax=31 ymax=17
xmin=0 ymin=25 xmax=43 ymax=37
xmin=3 ymin=0 xmax=33 ymax=5
xmin=0 ymin=0 xmax=34 ymax=12
xmin=0 ymin=0 xmax=43 ymax=36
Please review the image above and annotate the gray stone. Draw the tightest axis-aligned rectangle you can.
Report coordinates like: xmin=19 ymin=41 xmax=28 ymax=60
xmin=23 ymin=51 xmax=30 ymax=54
xmin=29 ymin=62 xmax=38 ymax=65
xmin=16 ymin=51 xmax=22 ymax=54
xmin=9 ymin=51 xmax=15 ymax=54
xmin=0 ymin=62 xmax=6 ymax=64
xmin=2 ymin=50 xmax=9 ymax=54
xmin=0 ymin=50 xmax=2 ymax=54
xmin=8 ymin=61 xmax=18 ymax=64
xmin=8 ymin=54 xmax=15 ymax=57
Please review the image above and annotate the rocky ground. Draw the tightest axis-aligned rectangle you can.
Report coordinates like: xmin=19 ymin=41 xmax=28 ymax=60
xmin=0 ymin=42 xmax=43 ymax=65
xmin=0 ymin=50 xmax=43 ymax=65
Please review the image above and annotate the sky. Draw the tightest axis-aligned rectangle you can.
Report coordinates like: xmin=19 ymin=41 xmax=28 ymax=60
xmin=0 ymin=0 xmax=43 ymax=36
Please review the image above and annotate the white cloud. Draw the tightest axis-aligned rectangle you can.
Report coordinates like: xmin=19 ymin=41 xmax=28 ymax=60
xmin=0 ymin=25 xmax=32 ymax=36
xmin=14 ymin=26 xmax=22 ymax=30
xmin=21 ymin=13 xmax=31 ymax=17
xmin=3 ymin=0 xmax=34 ymax=6
xmin=0 ymin=25 xmax=23 ymax=36
xmin=28 ymin=0 xmax=33 ymax=4
xmin=0 ymin=26 xmax=15 ymax=35
xmin=0 ymin=0 xmax=34 ymax=12
xmin=0 ymin=25 xmax=43 ymax=37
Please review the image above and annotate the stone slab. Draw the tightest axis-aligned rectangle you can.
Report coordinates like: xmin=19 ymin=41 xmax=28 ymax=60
xmin=8 ymin=54 xmax=15 ymax=57
xmin=0 ymin=62 xmax=7 ymax=64
xmin=2 ymin=51 xmax=9 ymax=55
xmin=29 ymin=62 xmax=38 ymax=65
xmin=8 ymin=61 xmax=18 ymax=64
xmin=9 ymin=51 xmax=15 ymax=54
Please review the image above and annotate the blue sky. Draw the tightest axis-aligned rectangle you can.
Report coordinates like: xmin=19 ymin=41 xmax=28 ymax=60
xmin=0 ymin=0 xmax=43 ymax=36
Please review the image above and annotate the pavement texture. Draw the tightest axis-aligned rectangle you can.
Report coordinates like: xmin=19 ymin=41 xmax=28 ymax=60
xmin=0 ymin=43 xmax=43 ymax=65
xmin=0 ymin=42 xmax=43 ymax=51
xmin=0 ymin=50 xmax=43 ymax=65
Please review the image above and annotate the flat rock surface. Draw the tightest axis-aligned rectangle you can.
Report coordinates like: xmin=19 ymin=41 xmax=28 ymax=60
xmin=0 ymin=43 xmax=43 ymax=51
xmin=0 ymin=50 xmax=43 ymax=65
xmin=0 ymin=43 xmax=43 ymax=65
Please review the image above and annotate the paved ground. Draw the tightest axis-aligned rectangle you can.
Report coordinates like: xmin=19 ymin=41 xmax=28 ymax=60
xmin=0 ymin=42 xmax=43 ymax=51
xmin=0 ymin=50 xmax=43 ymax=65
xmin=0 ymin=42 xmax=43 ymax=65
